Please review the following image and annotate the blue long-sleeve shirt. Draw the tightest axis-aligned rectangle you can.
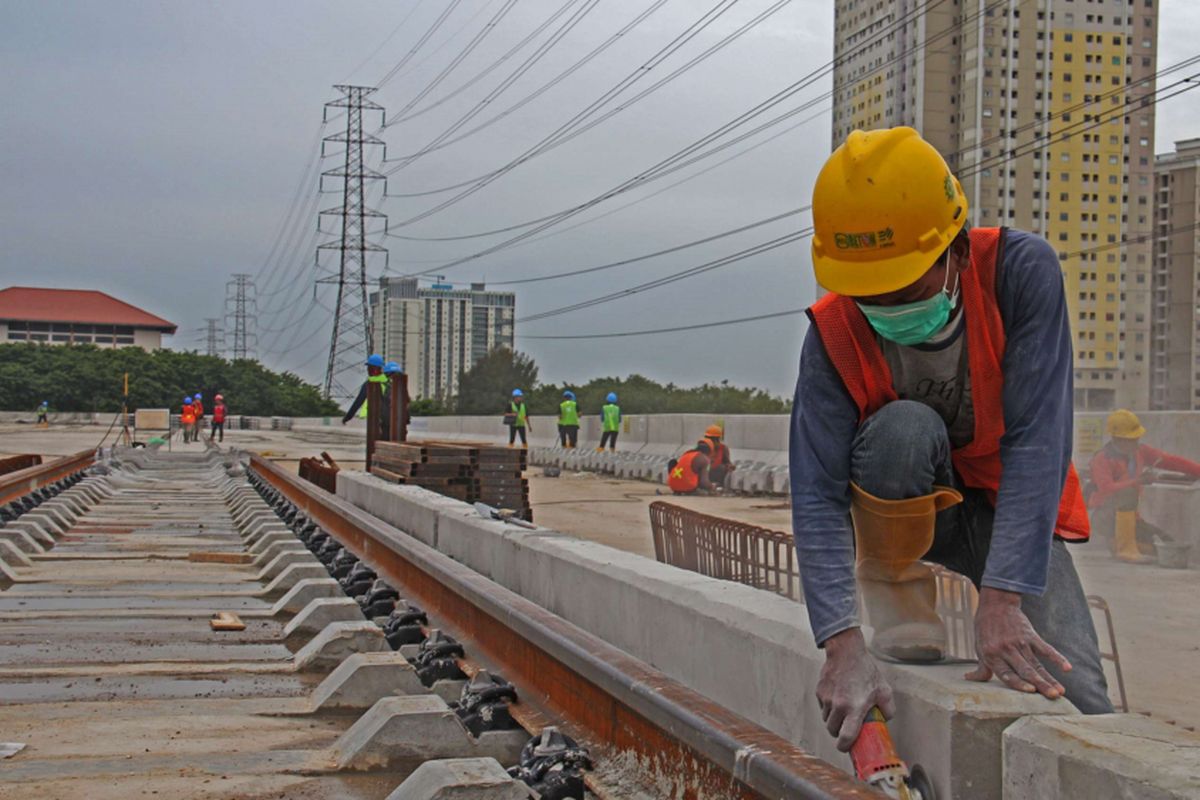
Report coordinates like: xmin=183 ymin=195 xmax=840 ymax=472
xmin=789 ymin=230 xmax=1075 ymax=646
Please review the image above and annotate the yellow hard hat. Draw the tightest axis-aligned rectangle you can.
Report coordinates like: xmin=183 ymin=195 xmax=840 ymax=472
xmin=1106 ymin=409 xmax=1146 ymax=440
xmin=811 ymin=127 xmax=969 ymax=297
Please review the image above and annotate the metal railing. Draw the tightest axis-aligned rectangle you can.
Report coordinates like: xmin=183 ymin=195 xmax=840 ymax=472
xmin=650 ymin=501 xmax=802 ymax=601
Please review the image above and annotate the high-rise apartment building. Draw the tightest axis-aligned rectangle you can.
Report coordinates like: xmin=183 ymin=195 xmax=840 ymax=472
xmin=370 ymin=278 xmax=516 ymax=401
xmin=1149 ymin=139 xmax=1200 ymax=410
xmin=832 ymin=0 xmax=1159 ymax=410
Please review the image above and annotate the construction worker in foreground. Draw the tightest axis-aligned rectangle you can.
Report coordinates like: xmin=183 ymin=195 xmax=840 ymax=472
xmin=211 ymin=394 xmax=227 ymax=443
xmin=1088 ymin=409 xmax=1200 ymax=563
xmin=667 ymin=440 xmax=717 ymax=494
xmin=35 ymin=401 xmax=49 ymax=426
xmin=343 ymin=354 xmax=389 ymax=434
xmin=507 ymin=389 xmax=531 ymax=448
xmin=558 ymin=390 xmax=580 ymax=449
xmin=790 ymin=127 xmax=1111 ymax=752
xmin=702 ymin=424 xmax=736 ymax=487
xmin=180 ymin=396 xmax=196 ymax=443
xmin=596 ymin=392 xmax=621 ymax=452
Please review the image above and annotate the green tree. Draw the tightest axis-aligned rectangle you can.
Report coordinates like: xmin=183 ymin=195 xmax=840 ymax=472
xmin=454 ymin=348 xmax=539 ymax=415
xmin=0 ymin=343 xmax=340 ymax=416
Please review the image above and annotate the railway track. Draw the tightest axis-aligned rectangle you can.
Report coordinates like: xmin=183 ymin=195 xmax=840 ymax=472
xmin=0 ymin=447 xmax=875 ymax=799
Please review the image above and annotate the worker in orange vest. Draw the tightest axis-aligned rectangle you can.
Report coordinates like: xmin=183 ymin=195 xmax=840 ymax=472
xmin=192 ymin=392 xmax=205 ymax=432
xmin=702 ymin=424 xmax=736 ymax=487
xmin=667 ymin=441 xmax=717 ymax=495
xmin=1088 ymin=409 xmax=1200 ymax=563
xmin=791 ymin=127 xmax=1111 ymax=752
xmin=180 ymin=396 xmax=196 ymax=443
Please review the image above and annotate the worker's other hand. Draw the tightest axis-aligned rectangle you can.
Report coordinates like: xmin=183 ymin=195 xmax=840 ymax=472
xmin=966 ymin=587 xmax=1070 ymax=699
xmin=817 ymin=628 xmax=896 ymax=752
xmin=1139 ymin=469 xmax=1157 ymax=485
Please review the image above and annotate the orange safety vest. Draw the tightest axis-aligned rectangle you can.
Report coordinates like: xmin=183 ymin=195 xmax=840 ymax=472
xmin=668 ymin=450 xmax=703 ymax=493
xmin=807 ymin=227 xmax=1090 ymax=542
xmin=705 ymin=438 xmax=728 ymax=467
xmin=181 ymin=404 xmax=196 ymax=425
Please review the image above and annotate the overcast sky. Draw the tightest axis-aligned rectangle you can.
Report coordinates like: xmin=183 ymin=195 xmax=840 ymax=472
xmin=4 ymin=1 xmax=1200 ymax=400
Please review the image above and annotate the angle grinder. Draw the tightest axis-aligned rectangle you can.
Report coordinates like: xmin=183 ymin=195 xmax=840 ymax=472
xmin=849 ymin=707 xmax=936 ymax=800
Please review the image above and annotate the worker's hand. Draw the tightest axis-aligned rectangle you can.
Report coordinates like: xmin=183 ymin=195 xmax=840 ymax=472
xmin=1138 ymin=469 xmax=1157 ymax=485
xmin=965 ymin=587 xmax=1070 ymax=700
xmin=817 ymin=628 xmax=896 ymax=752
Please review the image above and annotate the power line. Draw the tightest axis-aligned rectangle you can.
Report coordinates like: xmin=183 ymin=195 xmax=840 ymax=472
xmin=343 ymin=0 xmax=429 ymax=82
xmin=487 ymin=206 xmax=807 ymax=287
xmin=388 ymin=0 xmax=522 ymax=121
xmin=379 ymin=0 xmax=959 ymax=269
xmin=517 ymin=228 xmax=812 ymax=324
xmin=377 ymin=0 xmax=467 ymax=89
xmin=519 ymin=307 xmax=805 ymax=340
xmin=384 ymin=0 xmax=590 ymax=127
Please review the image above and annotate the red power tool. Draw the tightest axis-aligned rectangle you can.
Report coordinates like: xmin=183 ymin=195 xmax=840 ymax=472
xmin=849 ymin=707 xmax=936 ymax=799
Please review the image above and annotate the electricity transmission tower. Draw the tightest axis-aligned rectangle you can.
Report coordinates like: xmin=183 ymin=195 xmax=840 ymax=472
xmin=203 ymin=318 xmax=222 ymax=357
xmin=318 ymin=85 xmax=388 ymax=402
xmin=224 ymin=273 xmax=258 ymax=360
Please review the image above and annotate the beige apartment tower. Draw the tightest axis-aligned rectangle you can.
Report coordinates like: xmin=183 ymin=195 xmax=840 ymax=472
xmin=833 ymin=0 xmax=1159 ymax=410
xmin=1150 ymin=139 xmax=1200 ymax=410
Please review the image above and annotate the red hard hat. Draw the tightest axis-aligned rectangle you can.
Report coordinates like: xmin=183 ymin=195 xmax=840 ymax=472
xmin=215 ymin=394 xmax=224 ymax=401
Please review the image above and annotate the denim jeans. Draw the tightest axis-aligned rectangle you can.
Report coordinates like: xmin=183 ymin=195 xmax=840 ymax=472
xmin=850 ymin=400 xmax=1113 ymax=714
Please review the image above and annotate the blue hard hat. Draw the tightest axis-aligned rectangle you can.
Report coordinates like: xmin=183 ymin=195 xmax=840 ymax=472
xmin=184 ymin=396 xmax=192 ymax=403
xmin=512 ymin=389 xmax=523 ymax=398
xmin=366 ymin=354 xmax=385 ymax=368
xmin=563 ymin=390 xmax=575 ymax=400
xmin=606 ymin=392 xmax=617 ymax=403
xmin=40 ymin=400 xmax=47 ymax=405
xmin=383 ymin=361 xmax=402 ymax=375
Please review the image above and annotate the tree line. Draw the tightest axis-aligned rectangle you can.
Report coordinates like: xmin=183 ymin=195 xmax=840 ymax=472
xmin=431 ymin=348 xmax=791 ymax=416
xmin=0 ymin=343 xmax=340 ymax=416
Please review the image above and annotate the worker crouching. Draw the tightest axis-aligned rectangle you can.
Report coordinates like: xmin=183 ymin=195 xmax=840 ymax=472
xmin=790 ymin=127 xmax=1112 ymax=752
xmin=667 ymin=441 xmax=718 ymax=495
xmin=1088 ymin=409 xmax=1200 ymax=563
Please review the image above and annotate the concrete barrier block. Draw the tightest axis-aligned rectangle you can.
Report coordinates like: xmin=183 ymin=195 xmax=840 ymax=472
xmin=261 ymin=564 xmax=333 ymax=600
xmin=1004 ymin=714 xmax=1200 ymax=800
xmin=386 ymin=758 xmax=529 ymax=800
xmin=44 ymin=498 xmax=82 ymax=518
xmin=249 ymin=531 xmax=297 ymax=555
xmin=310 ymin=652 xmax=427 ymax=711
xmin=272 ymin=578 xmax=346 ymax=616
xmin=251 ymin=540 xmax=309 ymax=569
xmin=237 ymin=509 xmax=277 ymax=532
xmin=0 ymin=556 xmax=16 ymax=589
xmin=294 ymin=621 xmax=387 ymax=672
xmin=337 ymin=472 xmax=466 ymax=548
xmin=258 ymin=550 xmax=320 ymax=582
xmin=7 ymin=520 xmax=56 ymax=547
xmin=0 ymin=540 xmax=33 ymax=568
xmin=0 ymin=529 xmax=45 ymax=555
xmin=245 ymin=522 xmax=291 ymax=546
xmin=20 ymin=511 xmax=65 ymax=537
xmin=283 ymin=598 xmax=365 ymax=651
xmin=332 ymin=695 xmax=527 ymax=771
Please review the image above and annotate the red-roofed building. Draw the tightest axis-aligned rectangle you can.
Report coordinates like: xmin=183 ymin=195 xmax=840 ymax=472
xmin=0 ymin=287 xmax=176 ymax=350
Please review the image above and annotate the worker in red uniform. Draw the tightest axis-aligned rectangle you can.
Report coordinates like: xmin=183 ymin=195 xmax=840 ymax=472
xmin=211 ymin=394 xmax=228 ymax=443
xmin=1088 ymin=409 xmax=1200 ymax=563
xmin=702 ymin=424 xmax=737 ymax=487
xmin=667 ymin=441 xmax=717 ymax=495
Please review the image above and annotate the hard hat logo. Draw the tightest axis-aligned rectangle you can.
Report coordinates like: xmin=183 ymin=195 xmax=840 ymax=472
xmin=834 ymin=227 xmax=894 ymax=251
xmin=944 ymin=174 xmax=956 ymax=201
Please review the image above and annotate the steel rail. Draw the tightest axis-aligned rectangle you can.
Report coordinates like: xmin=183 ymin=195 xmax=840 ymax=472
xmin=0 ymin=449 xmax=93 ymax=506
xmin=250 ymin=454 xmax=877 ymax=799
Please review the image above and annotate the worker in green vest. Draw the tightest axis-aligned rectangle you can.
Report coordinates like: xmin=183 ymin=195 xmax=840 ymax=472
xmin=36 ymin=400 xmax=49 ymax=426
xmin=507 ymin=389 xmax=531 ymax=448
xmin=558 ymin=390 xmax=580 ymax=449
xmin=596 ymin=392 xmax=621 ymax=452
